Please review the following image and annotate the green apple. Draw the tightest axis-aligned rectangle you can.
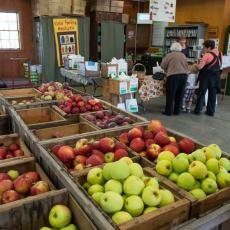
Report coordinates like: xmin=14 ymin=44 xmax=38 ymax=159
xmin=129 ymin=163 xmax=143 ymax=178
xmin=92 ymin=192 xmax=104 ymax=204
xmin=220 ymin=166 xmax=228 ymax=173
xmin=87 ymin=168 xmax=105 ymax=185
xmin=82 ymin=182 xmax=91 ymax=190
xmin=188 ymin=154 xmax=195 ymax=163
xmin=191 ymin=149 xmax=206 ymax=163
xmin=219 ymin=158 xmax=230 ymax=172
xmin=60 ymin=224 xmax=77 ymax=230
xmin=143 ymin=207 xmax=158 ymax=214
xmin=168 ymin=172 xmax=179 ymax=183
xmin=177 ymin=172 xmax=195 ymax=191
xmin=119 ymin=157 xmax=133 ymax=165
xmin=157 ymin=151 xmax=175 ymax=162
xmin=102 ymin=163 xmax=112 ymax=180
xmin=158 ymin=189 xmax=175 ymax=207
xmin=122 ymin=194 xmax=127 ymax=203
xmin=201 ymin=178 xmax=218 ymax=194
xmin=112 ymin=211 xmax=132 ymax=225
xmin=88 ymin=184 xmax=104 ymax=196
xmin=110 ymin=160 xmax=130 ymax=180
xmin=49 ymin=204 xmax=71 ymax=228
xmin=124 ymin=195 xmax=144 ymax=217
xmin=207 ymin=171 xmax=216 ymax=181
xmin=144 ymin=177 xmax=159 ymax=189
xmin=177 ymin=153 xmax=189 ymax=160
xmin=206 ymin=159 xmax=219 ymax=174
xmin=100 ymin=191 xmax=123 ymax=214
xmin=202 ymin=147 xmax=216 ymax=160
xmin=189 ymin=188 xmax=206 ymax=200
xmin=105 ymin=179 xmax=123 ymax=194
xmin=123 ymin=175 xmax=144 ymax=196
xmin=156 ymin=160 xmax=172 ymax=176
xmin=188 ymin=161 xmax=208 ymax=180
xmin=208 ymin=144 xmax=222 ymax=159
xmin=142 ymin=186 xmax=162 ymax=206
xmin=7 ymin=170 xmax=19 ymax=180
xmin=172 ymin=156 xmax=189 ymax=173
xmin=40 ymin=228 xmax=52 ymax=230
xmin=216 ymin=172 xmax=230 ymax=188
xmin=192 ymin=180 xmax=201 ymax=189
xmin=105 ymin=152 xmax=115 ymax=163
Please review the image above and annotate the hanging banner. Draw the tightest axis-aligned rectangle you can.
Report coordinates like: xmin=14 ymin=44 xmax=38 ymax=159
xmin=149 ymin=0 xmax=176 ymax=23
xmin=53 ymin=18 xmax=79 ymax=67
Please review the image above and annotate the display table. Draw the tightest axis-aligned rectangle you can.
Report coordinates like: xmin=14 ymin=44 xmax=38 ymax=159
xmin=60 ymin=68 xmax=102 ymax=96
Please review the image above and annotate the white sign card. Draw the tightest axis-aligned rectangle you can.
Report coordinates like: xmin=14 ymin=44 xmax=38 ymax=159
xmin=108 ymin=66 xmax=117 ymax=77
xmin=130 ymin=78 xmax=138 ymax=93
xmin=149 ymin=0 xmax=176 ymax=23
xmin=126 ymin=98 xmax=138 ymax=113
xmin=119 ymin=81 xmax=128 ymax=95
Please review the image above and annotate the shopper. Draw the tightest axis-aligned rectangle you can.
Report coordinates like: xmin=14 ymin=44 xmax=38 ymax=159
xmin=179 ymin=35 xmax=190 ymax=58
xmin=193 ymin=40 xmax=222 ymax=116
xmin=161 ymin=42 xmax=188 ymax=116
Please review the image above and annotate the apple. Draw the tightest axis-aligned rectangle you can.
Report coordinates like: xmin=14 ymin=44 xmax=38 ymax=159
xmin=102 ymin=163 xmax=112 ymax=180
xmin=92 ymin=192 xmax=104 ymax=204
xmin=73 ymin=155 xmax=87 ymax=166
xmin=0 ymin=180 xmax=14 ymax=195
xmin=57 ymin=146 xmax=75 ymax=162
xmin=129 ymin=138 xmax=145 ymax=153
xmin=0 ymin=173 xmax=10 ymax=182
xmin=172 ymin=156 xmax=189 ymax=173
xmin=24 ymin=171 xmax=40 ymax=183
xmin=154 ymin=132 xmax=170 ymax=147
xmin=39 ymin=227 xmax=52 ymax=230
xmin=0 ymin=146 xmax=7 ymax=159
xmin=143 ymin=131 xmax=154 ymax=140
xmin=208 ymin=144 xmax=222 ymax=159
xmin=86 ymin=154 xmax=104 ymax=167
xmin=145 ymin=139 xmax=155 ymax=148
xmin=158 ymin=189 xmax=175 ymax=207
xmin=193 ymin=180 xmax=201 ymax=189
xmin=177 ymin=153 xmax=189 ymax=160
xmin=119 ymin=157 xmax=133 ymax=165
xmin=168 ymin=172 xmax=179 ymax=183
xmin=105 ymin=179 xmax=123 ymax=194
xmin=219 ymin=158 xmax=230 ymax=171
xmin=156 ymin=160 xmax=172 ymax=176
xmin=128 ymin=128 xmax=142 ymax=140
xmin=75 ymin=139 xmax=91 ymax=155
xmin=104 ymin=152 xmax=115 ymax=163
xmin=142 ymin=186 xmax=162 ymax=206
xmin=207 ymin=171 xmax=216 ymax=181
xmin=142 ymin=176 xmax=159 ymax=189
xmin=13 ymin=149 xmax=24 ymax=157
xmin=1 ymin=190 xmax=21 ymax=204
xmin=118 ymin=132 xmax=129 ymax=145
xmin=147 ymin=120 xmax=162 ymax=132
xmin=114 ymin=149 xmax=128 ymax=161
xmin=169 ymin=136 xmax=177 ymax=143
xmin=157 ymin=151 xmax=175 ymax=162
xmin=177 ymin=172 xmax=195 ymax=191
xmin=143 ymin=207 xmax=158 ymax=214
xmin=202 ymin=147 xmax=217 ymax=160
xmin=190 ymin=149 xmax=206 ymax=163
xmin=201 ymin=178 xmax=218 ymax=194
xmin=124 ymin=195 xmax=144 ymax=217
xmin=49 ymin=204 xmax=72 ymax=228
xmin=206 ymin=159 xmax=220 ymax=174
xmin=60 ymin=224 xmax=77 ymax=230
xmin=51 ymin=144 xmax=62 ymax=156
xmin=100 ymin=191 xmax=123 ymax=213
xmin=112 ymin=211 xmax=133 ymax=225
xmin=147 ymin=144 xmax=162 ymax=160
xmin=115 ymin=142 xmax=128 ymax=151
xmin=188 ymin=161 xmax=208 ymax=180
xmin=30 ymin=181 xmax=50 ymax=195
xmin=87 ymin=168 xmax=105 ymax=185
xmin=162 ymin=144 xmax=180 ymax=156
xmin=99 ymin=137 xmax=115 ymax=153
xmin=73 ymin=163 xmax=84 ymax=172
xmin=110 ymin=160 xmax=130 ymax=180
xmin=178 ymin=138 xmax=195 ymax=154
xmin=123 ymin=175 xmax=144 ymax=196
xmin=82 ymin=182 xmax=91 ymax=190
xmin=190 ymin=188 xmax=206 ymax=200
xmin=129 ymin=163 xmax=143 ymax=178
xmin=88 ymin=184 xmax=104 ymax=196
xmin=216 ymin=172 xmax=230 ymax=188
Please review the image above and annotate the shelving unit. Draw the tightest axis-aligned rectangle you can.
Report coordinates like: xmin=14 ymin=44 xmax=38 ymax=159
xmin=164 ymin=24 xmax=206 ymax=62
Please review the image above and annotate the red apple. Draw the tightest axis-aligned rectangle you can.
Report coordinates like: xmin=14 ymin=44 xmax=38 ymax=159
xmin=114 ymin=149 xmax=129 ymax=161
xmin=163 ymin=144 xmax=180 ymax=155
xmin=13 ymin=150 xmax=24 ymax=157
xmin=154 ymin=132 xmax=170 ymax=147
xmin=30 ymin=181 xmax=49 ymax=196
xmin=0 ymin=146 xmax=8 ymax=159
xmin=0 ymin=173 xmax=10 ymax=182
xmin=145 ymin=139 xmax=155 ymax=148
xmin=178 ymin=138 xmax=195 ymax=154
xmin=90 ymin=140 xmax=100 ymax=150
xmin=51 ymin=144 xmax=62 ymax=156
xmin=128 ymin=128 xmax=143 ymax=140
xmin=118 ymin=133 xmax=129 ymax=145
xmin=143 ymin=131 xmax=154 ymax=140
xmin=99 ymin=137 xmax=115 ymax=153
xmin=129 ymin=138 xmax=145 ymax=152
xmin=24 ymin=171 xmax=40 ymax=183
xmin=63 ymin=106 xmax=72 ymax=114
xmin=86 ymin=154 xmax=104 ymax=167
xmin=91 ymin=150 xmax=104 ymax=161
xmin=71 ymin=107 xmax=80 ymax=114
xmin=75 ymin=139 xmax=91 ymax=155
xmin=148 ymin=120 xmax=162 ymax=132
xmin=9 ymin=143 xmax=19 ymax=151
xmin=73 ymin=155 xmax=87 ymax=167
xmin=14 ymin=175 xmax=32 ymax=194
xmin=1 ymin=190 xmax=21 ymax=204
xmin=169 ymin=136 xmax=177 ymax=143
xmin=0 ymin=179 xmax=14 ymax=195
xmin=57 ymin=146 xmax=75 ymax=163
xmin=80 ymin=107 xmax=87 ymax=113
xmin=114 ymin=142 xmax=127 ymax=151
xmin=5 ymin=153 xmax=14 ymax=159
xmin=147 ymin=144 xmax=162 ymax=160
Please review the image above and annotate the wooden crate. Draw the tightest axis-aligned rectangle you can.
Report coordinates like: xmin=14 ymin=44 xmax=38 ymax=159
xmin=0 ymin=88 xmax=41 ymax=97
xmin=5 ymin=95 xmax=41 ymax=106
xmin=0 ymin=133 xmax=32 ymax=164
xmin=0 ymin=112 xmax=11 ymax=135
xmin=16 ymin=106 xmax=66 ymax=129
xmin=0 ymin=188 xmax=97 ymax=230
xmin=33 ymin=122 xmax=98 ymax=141
xmin=74 ymin=159 xmax=190 ymax=230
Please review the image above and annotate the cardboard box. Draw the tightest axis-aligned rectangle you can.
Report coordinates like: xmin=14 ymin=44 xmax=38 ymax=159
xmin=109 ymin=79 xmax=130 ymax=95
xmin=101 ymin=63 xmax=118 ymax=77
xmin=78 ymin=62 xmax=100 ymax=77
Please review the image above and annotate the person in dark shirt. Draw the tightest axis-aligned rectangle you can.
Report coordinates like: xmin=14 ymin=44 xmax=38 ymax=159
xmin=179 ymin=35 xmax=190 ymax=58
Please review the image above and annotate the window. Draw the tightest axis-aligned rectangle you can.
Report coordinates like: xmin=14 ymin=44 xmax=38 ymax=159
xmin=0 ymin=12 xmax=21 ymax=50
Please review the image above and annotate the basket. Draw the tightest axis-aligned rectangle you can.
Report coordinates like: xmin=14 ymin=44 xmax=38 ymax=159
xmin=132 ymin=63 xmax=146 ymax=81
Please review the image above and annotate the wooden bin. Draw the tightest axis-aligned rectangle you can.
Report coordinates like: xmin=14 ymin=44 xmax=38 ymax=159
xmin=16 ymin=106 xmax=66 ymax=129
xmin=0 ymin=88 xmax=41 ymax=97
xmin=0 ymin=111 xmax=11 ymax=135
xmin=0 ymin=188 xmax=97 ymax=230
xmin=74 ymin=157 xmax=190 ymax=230
xmin=5 ymin=95 xmax=41 ymax=106
xmin=0 ymin=133 xmax=32 ymax=164
xmin=33 ymin=122 xmax=98 ymax=141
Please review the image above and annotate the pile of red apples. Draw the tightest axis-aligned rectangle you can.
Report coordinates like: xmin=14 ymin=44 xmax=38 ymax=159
xmin=51 ymin=137 xmax=130 ymax=173
xmin=0 ymin=170 xmax=50 ymax=204
xmin=0 ymin=143 xmax=24 ymax=160
xmin=118 ymin=120 xmax=195 ymax=160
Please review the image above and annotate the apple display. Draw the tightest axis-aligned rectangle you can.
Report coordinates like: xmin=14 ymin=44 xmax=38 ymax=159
xmin=88 ymin=184 xmax=104 ymax=196
xmin=157 ymin=151 xmax=175 ymax=162
xmin=124 ymin=195 xmax=144 ymax=217
xmin=208 ymin=144 xmax=222 ymax=159
xmin=216 ymin=172 xmax=230 ymax=188
xmin=202 ymin=147 xmax=217 ymax=160
xmin=178 ymin=138 xmax=195 ymax=154
xmin=142 ymin=186 xmax=162 ymax=207
xmin=172 ymin=156 xmax=189 ymax=173
xmin=147 ymin=144 xmax=162 ymax=160
xmin=190 ymin=188 xmax=206 ymax=200
xmin=206 ymin=159 xmax=220 ymax=174
xmin=102 ymin=163 xmax=112 ymax=180
xmin=0 ymin=180 xmax=13 ymax=195
xmin=177 ymin=172 xmax=195 ymax=191
xmin=143 ymin=177 xmax=159 ymax=189
xmin=87 ymin=168 xmax=105 ymax=185
xmin=201 ymin=178 xmax=218 ymax=194
xmin=191 ymin=149 xmax=206 ymax=163
xmin=112 ymin=211 xmax=132 ymax=225
xmin=30 ymin=181 xmax=49 ymax=196
xmin=129 ymin=163 xmax=143 ymax=178
xmin=1 ymin=190 xmax=21 ymax=204
xmin=110 ymin=160 xmax=130 ymax=180
xmin=105 ymin=179 xmax=123 ymax=194
xmin=156 ymin=160 xmax=173 ymax=176
xmin=158 ymin=189 xmax=175 ymax=207
xmin=104 ymin=152 xmax=115 ymax=163
xmin=188 ymin=161 xmax=208 ymax=180
xmin=123 ymin=175 xmax=144 ymax=196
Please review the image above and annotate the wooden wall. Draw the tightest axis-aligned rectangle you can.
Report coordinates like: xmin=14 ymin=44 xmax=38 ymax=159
xmin=0 ymin=0 xmax=34 ymax=79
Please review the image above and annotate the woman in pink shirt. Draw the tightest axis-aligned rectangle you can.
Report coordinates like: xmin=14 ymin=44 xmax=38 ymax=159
xmin=194 ymin=40 xmax=222 ymax=116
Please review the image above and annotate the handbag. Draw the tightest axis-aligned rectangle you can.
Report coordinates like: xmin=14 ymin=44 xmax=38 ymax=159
xmin=152 ymin=72 xmax=166 ymax=81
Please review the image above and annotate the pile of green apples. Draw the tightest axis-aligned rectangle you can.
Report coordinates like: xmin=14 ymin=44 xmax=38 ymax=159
xmin=40 ymin=204 xmax=77 ymax=230
xmin=83 ymin=157 xmax=175 ymax=225
xmin=155 ymin=144 xmax=230 ymax=199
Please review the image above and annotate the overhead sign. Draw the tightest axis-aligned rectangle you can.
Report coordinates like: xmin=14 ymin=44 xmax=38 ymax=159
xmin=149 ymin=0 xmax=176 ymax=23
xmin=53 ymin=18 xmax=79 ymax=67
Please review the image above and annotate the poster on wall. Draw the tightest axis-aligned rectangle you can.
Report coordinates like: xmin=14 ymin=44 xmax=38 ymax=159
xmin=53 ymin=18 xmax=79 ymax=67
xmin=149 ymin=0 xmax=176 ymax=23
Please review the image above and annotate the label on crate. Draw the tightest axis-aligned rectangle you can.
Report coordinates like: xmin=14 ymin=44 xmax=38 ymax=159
xmin=119 ymin=81 xmax=128 ymax=94
xmin=126 ymin=98 xmax=138 ymax=113
xmin=130 ymin=78 xmax=138 ymax=92
xmin=108 ymin=66 xmax=117 ymax=77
